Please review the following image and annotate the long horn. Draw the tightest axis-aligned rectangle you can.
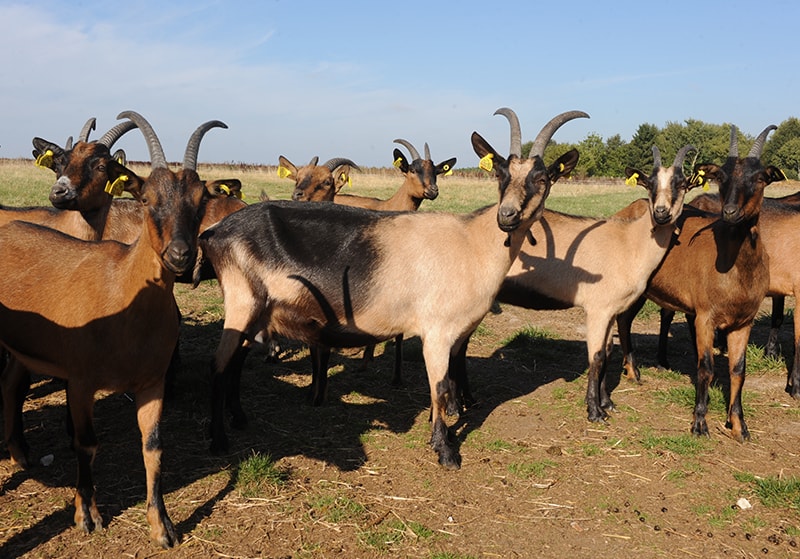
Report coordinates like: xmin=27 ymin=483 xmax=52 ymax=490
xmin=322 ymin=157 xmax=360 ymax=171
xmin=493 ymin=107 xmax=522 ymax=158
xmin=78 ymin=118 xmax=96 ymax=143
xmin=424 ymin=142 xmax=431 ymax=161
xmin=117 ymin=110 xmax=168 ymax=169
xmin=65 ymin=136 xmax=74 ymax=151
xmin=652 ymin=145 xmax=662 ymax=169
xmin=183 ymin=120 xmax=228 ymax=170
xmin=308 ymin=156 xmax=319 ymax=167
xmin=97 ymin=120 xmax=138 ymax=149
xmin=530 ymin=110 xmax=590 ymax=158
xmin=672 ymin=145 xmax=697 ymax=169
xmin=393 ymin=139 xmax=421 ymax=160
xmin=729 ymin=125 xmax=738 ymax=158
xmin=747 ymin=124 xmax=777 ymax=158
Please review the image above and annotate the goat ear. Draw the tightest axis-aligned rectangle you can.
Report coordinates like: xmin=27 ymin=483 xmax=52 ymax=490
xmin=547 ymin=149 xmax=580 ymax=183
xmin=206 ymin=179 xmax=243 ymax=198
xmin=107 ymin=161 xmax=143 ymax=196
xmin=693 ymin=164 xmax=723 ymax=187
xmin=333 ymin=165 xmax=353 ymax=190
xmin=31 ymin=138 xmax=63 ymax=171
xmin=277 ymin=155 xmax=297 ymax=179
xmin=471 ymin=132 xmax=506 ymax=172
xmin=436 ymin=157 xmax=457 ymax=177
xmin=624 ymin=167 xmax=648 ymax=188
xmin=764 ymin=165 xmax=787 ymax=185
xmin=392 ymin=149 xmax=409 ymax=173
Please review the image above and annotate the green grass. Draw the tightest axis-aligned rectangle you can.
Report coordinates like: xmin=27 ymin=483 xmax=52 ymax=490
xmin=234 ymin=451 xmax=289 ymax=498
xmin=502 ymin=325 xmax=560 ymax=352
xmin=507 ymin=459 xmax=557 ymax=479
xmin=639 ymin=430 xmax=711 ymax=456
xmin=306 ymin=493 xmax=368 ymax=523
xmin=746 ymin=343 xmax=786 ymax=374
xmin=653 ymin=384 xmax=728 ymax=414
xmin=734 ymin=472 xmax=800 ymax=510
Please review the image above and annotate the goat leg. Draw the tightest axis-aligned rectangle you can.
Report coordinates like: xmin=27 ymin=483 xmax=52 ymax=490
xmin=691 ymin=320 xmax=716 ymax=437
xmin=767 ymin=296 xmax=785 ymax=359
xmin=137 ymin=384 xmax=178 ymax=548
xmin=68 ymin=385 xmax=103 ymax=533
xmin=725 ymin=327 xmax=751 ymax=442
xmin=1 ymin=358 xmax=31 ymax=468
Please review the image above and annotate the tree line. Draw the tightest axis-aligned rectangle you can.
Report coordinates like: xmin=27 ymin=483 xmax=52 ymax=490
xmin=520 ymin=117 xmax=800 ymax=179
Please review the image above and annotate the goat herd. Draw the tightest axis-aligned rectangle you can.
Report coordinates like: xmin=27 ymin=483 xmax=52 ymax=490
xmin=0 ymin=108 xmax=792 ymax=548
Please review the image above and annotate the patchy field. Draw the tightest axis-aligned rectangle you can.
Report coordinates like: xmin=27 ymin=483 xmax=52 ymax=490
xmin=2 ymin=163 xmax=800 ymax=558
xmin=2 ymin=282 xmax=800 ymax=558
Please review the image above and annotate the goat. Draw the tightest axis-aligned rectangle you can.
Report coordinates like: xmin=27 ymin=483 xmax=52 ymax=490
xmin=449 ymin=144 xmax=700 ymax=422
xmin=0 ymin=110 xmax=212 ymax=548
xmin=279 ymin=156 xmax=360 ymax=202
xmin=647 ymin=188 xmax=800 ymax=399
xmin=197 ymin=108 xmax=587 ymax=469
xmin=616 ymin=124 xmax=783 ymax=441
xmin=285 ymin=139 xmax=457 ymax=383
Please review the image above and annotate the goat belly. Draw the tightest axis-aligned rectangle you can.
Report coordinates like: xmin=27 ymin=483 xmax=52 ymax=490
xmin=496 ymin=279 xmax=573 ymax=310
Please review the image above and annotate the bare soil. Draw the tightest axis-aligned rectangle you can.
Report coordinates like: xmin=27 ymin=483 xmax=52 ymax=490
xmin=2 ymin=281 xmax=800 ymax=559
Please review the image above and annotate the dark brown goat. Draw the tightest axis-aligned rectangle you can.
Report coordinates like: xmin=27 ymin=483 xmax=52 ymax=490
xmin=0 ymin=111 xmax=212 ymax=548
xmin=198 ymin=109 xmax=587 ymax=469
xmin=650 ymin=188 xmax=800 ymax=399
xmin=617 ymin=124 xmax=784 ymax=441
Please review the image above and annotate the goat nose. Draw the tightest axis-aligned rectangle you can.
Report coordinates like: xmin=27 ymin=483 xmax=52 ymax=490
xmin=653 ymin=206 xmax=671 ymax=224
xmin=497 ymin=205 xmax=520 ymax=231
xmin=722 ymin=205 xmax=740 ymax=222
xmin=164 ymin=240 xmax=192 ymax=272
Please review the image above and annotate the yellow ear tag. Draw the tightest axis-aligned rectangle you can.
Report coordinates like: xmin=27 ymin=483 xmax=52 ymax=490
xmin=779 ymin=168 xmax=788 ymax=181
xmin=625 ymin=172 xmax=639 ymax=187
xmin=691 ymin=169 xmax=709 ymax=191
xmin=35 ymin=149 xmax=54 ymax=169
xmin=104 ymin=174 xmax=128 ymax=196
xmin=219 ymin=184 xmax=231 ymax=196
xmin=559 ymin=162 xmax=565 ymax=172
xmin=277 ymin=166 xmax=292 ymax=179
xmin=393 ymin=157 xmax=403 ymax=169
xmin=341 ymin=172 xmax=352 ymax=188
xmin=479 ymin=153 xmax=494 ymax=172
xmin=443 ymin=163 xmax=453 ymax=176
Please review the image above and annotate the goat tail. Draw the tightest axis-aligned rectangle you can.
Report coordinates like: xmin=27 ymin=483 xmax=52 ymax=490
xmin=192 ymin=245 xmax=205 ymax=289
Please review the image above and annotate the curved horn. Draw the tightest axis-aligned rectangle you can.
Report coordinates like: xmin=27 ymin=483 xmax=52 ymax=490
xmin=322 ymin=157 xmax=360 ymax=171
xmin=530 ymin=110 xmax=590 ymax=158
xmin=672 ymin=144 xmax=697 ymax=169
xmin=65 ymin=136 xmax=74 ymax=151
xmin=393 ymin=139 xmax=421 ymax=160
xmin=652 ymin=145 xmax=662 ymax=169
xmin=117 ymin=110 xmax=167 ymax=169
xmin=97 ymin=120 xmax=138 ymax=149
xmin=183 ymin=120 xmax=228 ymax=170
xmin=747 ymin=124 xmax=777 ymax=159
xmin=728 ymin=125 xmax=738 ymax=158
xmin=78 ymin=117 xmax=96 ymax=143
xmin=424 ymin=142 xmax=431 ymax=161
xmin=493 ymin=107 xmax=522 ymax=158
xmin=308 ymin=156 xmax=319 ymax=167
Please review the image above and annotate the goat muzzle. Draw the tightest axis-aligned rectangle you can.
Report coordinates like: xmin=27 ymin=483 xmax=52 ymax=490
xmin=49 ymin=179 xmax=78 ymax=209
xmin=162 ymin=240 xmax=194 ymax=274
xmin=653 ymin=206 xmax=672 ymax=225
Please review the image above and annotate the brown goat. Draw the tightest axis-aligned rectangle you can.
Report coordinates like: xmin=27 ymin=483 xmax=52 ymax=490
xmin=198 ymin=108 xmax=586 ymax=469
xmin=617 ymin=124 xmax=784 ymax=441
xmin=652 ymin=189 xmax=800 ymax=399
xmin=0 ymin=111 xmax=211 ymax=548
xmin=280 ymin=155 xmax=360 ymax=202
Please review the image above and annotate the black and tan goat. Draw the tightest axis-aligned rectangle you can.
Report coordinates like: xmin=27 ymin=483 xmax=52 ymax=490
xmin=0 ymin=111 xmax=211 ymax=548
xmin=450 ymin=144 xmax=700 ymax=422
xmin=617 ymin=124 xmax=783 ymax=441
xmin=198 ymin=108 xmax=587 ymax=469
xmin=285 ymin=139 xmax=457 ymax=381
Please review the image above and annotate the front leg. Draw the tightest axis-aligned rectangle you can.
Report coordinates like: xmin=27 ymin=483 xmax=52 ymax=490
xmin=787 ymin=307 xmax=800 ymax=399
xmin=67 ymin=385 xmax=104 ymax=534
xmin=309 ymin=345 xmax=331 ymax=406
xmin=136 ymin=384 xmax=178 ymax=548
xmin=691 ymin=319 xmax=716 ymax=437
xmin=725 ymin=328 xmax=751 ymax=442
xmin=424 ymin=337 xmax=461 ymax=469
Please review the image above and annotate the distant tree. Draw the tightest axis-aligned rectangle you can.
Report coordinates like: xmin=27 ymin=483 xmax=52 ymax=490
xmin=776 ymin=137 xmax=800 ymax=179
xmin=603 ymin=134 xmax=628 ymax=176
xmin=763 ymin=117 xmax=800 ymax=173
xmin=576 ymin=133 xmax=606 ymax=178
xmin=628 ymin=123 xmax=660 ymax=170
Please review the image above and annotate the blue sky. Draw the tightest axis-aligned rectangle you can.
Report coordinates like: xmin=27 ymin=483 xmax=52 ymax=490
xmin=1 ymin=0 xmax=798 ymax=168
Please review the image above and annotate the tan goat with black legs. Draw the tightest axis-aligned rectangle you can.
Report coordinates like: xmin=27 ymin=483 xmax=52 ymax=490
xmin=0 ymin=111 xmax=211 ymax=548
xmin=617 ymin=124 xmax=783 ymax=441
xmin=198 ymin=108 xmax=587 ymax=469
xmin=450 ymin=142 xmax=702 ymax=421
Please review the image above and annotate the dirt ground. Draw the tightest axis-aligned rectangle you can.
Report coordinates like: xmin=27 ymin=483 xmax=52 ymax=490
xmin=2 ymin=280 xmax=800 ymax=559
